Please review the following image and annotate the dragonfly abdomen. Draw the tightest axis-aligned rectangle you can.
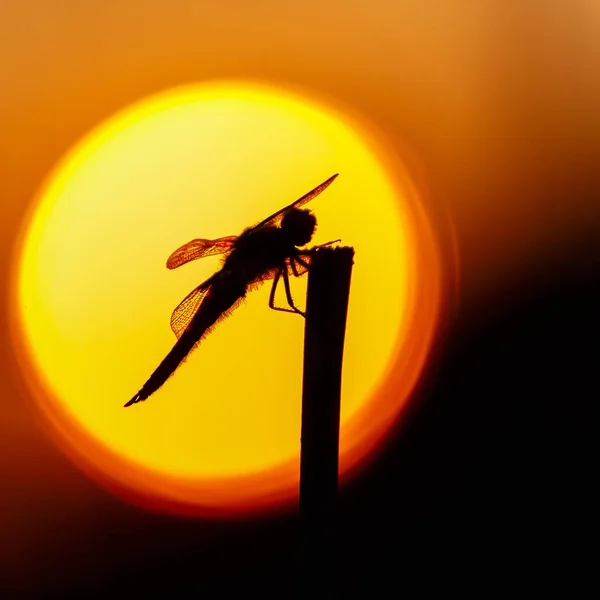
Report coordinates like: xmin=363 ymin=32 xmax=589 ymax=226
xmin=125 ymin=276 xmax=247 ymax=406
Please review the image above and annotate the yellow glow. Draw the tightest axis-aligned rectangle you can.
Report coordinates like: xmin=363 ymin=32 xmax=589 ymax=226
xmin=12 ymin=81 xmax=441 ymax=515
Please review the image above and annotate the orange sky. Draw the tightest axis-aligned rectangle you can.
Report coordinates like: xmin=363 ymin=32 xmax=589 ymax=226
xmin=1 ymin=0 xmax=599 ymax=591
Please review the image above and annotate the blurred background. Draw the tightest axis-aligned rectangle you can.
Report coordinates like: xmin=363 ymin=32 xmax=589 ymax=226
xmin=1 ymin=1 xmax=598 ymax=597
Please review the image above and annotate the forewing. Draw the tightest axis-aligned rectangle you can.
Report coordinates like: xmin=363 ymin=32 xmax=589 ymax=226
xmin=170 ymin=281 xmax=212 ymax=339
xmin=166 ymin=236 xmax=237 ymax=270
xmin=250 ymin=174 xmax=339 ymax=233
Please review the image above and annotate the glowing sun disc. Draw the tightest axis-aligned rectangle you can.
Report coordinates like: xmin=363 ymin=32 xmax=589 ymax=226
xmin=11 ymin=80 xmax=441 ymax=516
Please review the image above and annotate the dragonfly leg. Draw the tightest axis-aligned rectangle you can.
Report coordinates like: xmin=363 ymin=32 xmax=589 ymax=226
xmin=268 ymin=267 xmax=298 ymax=315
xmin=290 ymin=257 xmax=300 ymax=278
xmin=294 ymin=255 xmax=309 ymax=273
xmin=282 ymin=266 xmax=306 ymax=317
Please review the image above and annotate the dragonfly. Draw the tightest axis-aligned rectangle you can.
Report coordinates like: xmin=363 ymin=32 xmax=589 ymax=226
xmin=124 ymin=173 xmax=339 ymax=407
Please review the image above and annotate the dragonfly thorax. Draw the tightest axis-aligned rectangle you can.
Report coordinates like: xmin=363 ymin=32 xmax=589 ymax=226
xmin=281 ymin=208 xmax=316 ymax=247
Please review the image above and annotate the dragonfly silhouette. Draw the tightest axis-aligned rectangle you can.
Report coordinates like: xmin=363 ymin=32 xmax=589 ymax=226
xmin=124 ymin=174 xmax=339 ymax=407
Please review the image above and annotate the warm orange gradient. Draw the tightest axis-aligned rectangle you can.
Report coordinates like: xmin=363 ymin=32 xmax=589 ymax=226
xmin=11 ymin=81 xmax=441 ymax=515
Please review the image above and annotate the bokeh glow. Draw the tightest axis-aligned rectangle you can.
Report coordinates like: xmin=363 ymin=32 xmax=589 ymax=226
xmin=12 ymin=81 xmax=441 ymax=515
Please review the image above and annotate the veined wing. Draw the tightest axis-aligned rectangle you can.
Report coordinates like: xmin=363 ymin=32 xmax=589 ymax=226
xmin=166 ymin=236 xmax=237 ymax=270
xmin=173 ymin=266 xmax=281 ymax=338
xmin=170 ymin=276 xmax=216 ymax=339
xmin=170 ymin=259 xmax=303 ymax=340
xmin=250 ymin=174 xmax=338 ymax=233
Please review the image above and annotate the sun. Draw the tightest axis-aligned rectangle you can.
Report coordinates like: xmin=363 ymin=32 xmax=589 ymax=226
xmin=11 ymin=80 xmax=441 ymax=516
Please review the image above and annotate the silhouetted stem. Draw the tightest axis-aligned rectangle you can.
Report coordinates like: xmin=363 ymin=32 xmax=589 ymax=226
xmin=297 ymin=246 xmax=354 ymax=600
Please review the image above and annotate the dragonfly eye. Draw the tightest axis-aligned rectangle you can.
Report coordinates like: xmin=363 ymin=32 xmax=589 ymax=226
xmin=281 ymin=208 xmax=316 ymax=246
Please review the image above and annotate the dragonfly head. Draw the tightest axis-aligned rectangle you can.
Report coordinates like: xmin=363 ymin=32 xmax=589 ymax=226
xmin=281 ymin=208 xmax=316 ymax=247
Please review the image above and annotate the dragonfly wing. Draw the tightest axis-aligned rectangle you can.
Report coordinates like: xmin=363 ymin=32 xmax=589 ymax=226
xmin=166 ymin=236 xmax=237 ymax=270
xmin=170 ymin=278 xmax=215 ymax=339
xmin=170 ymin=261 xmax=300 ymax=340
xmin=250 ymin=174 xmax=339 ymax=233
